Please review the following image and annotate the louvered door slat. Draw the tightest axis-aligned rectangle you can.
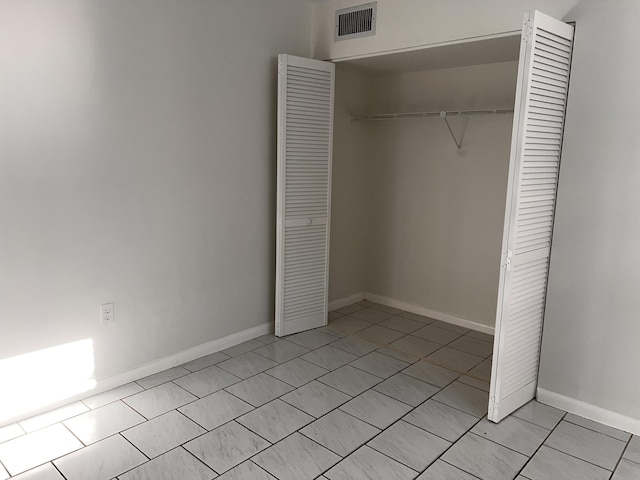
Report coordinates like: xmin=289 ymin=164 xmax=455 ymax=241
xmin=276 ymin=54 xmax=335 ymax=337
xmin=489 ymin=11 xmax=574 ymax=422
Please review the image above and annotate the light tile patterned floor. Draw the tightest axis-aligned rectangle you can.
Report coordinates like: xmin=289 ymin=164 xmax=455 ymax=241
xmin=0 ymin=301 xmax=638 ymax=479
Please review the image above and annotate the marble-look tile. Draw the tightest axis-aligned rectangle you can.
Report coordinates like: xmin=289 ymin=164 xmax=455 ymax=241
xmin=442 ymin=433 xmax=528 ymax=480
xmin=237 ymin=399 xmax=313 ymax=442
xmin=564 ymin=413 xmax=631 ymax=441
xmin=545 ymin=421 xmax=626 ymax=470
xmin=179 ymin=390 xmax=253 ymax=431
xmin=185 ymin=422 xmax=270 ymax=474
xmin=457 ymin=374 xmax=490 ymax=392
xmin=412 ymin=325 xmax=462 ymax=345
xmin=327 ymin=316 xmax=371 ymax=335
xmin=225 ymin=373 xmax=293 ymax=406
xmin=350 ymin=352 xmax=409 ymax=378
xmin=336 ymin=304 xmax=365 ymax=315
xmin=119 ymin=447 xmax=216 ymax=480
xmin=0 ymin=423 xmax=24 ymax=444
xmin=426 ymin=347 xmax=484 ymax=372
xmin=317 ymin=365 xmax=382 ymax=396
xmin=253 ymin=341 xmax=309 ymax=363
xmin=379 ymin=316 xmax=424 ymax=333
xmin=20 ymin=402 xmax=89 ymax=433
xmin=368 ymin=303 xmax=404 ymax=315
xmin=281 ymin=381 xmax=350 ymax=417
xmin=64 ymin=401 xmax=145 ymax=444
xmin=174 ymin=365 xmax=241 ymax=398
xmin=357 ymin=325 xmax=405 ymax=345
xmin=287 ymin=330 xmax=338 ymax=350
xmin=265 ymin=358 xmax=328 ymax=388
xmin=340 ymin=390 xmax=411 ymax=429
xmin=387 ymin=336 xmax=440 ymax=358
xmin=330 ymin=336 xmax=378 ymax=357
xmin=252 ymin=433 xmax=339 ymax=480
xmin=612 ymin=458 xmax=640 ymax=480
xmin=300 ymin=410 xmax=380 ymax=457
xmin=10 ymin=463 xmax=65 ymax=480
xmin=467 ymin=330 xmax=494 ymax=342
xmin=217 ymin=352 xmax=278 ymax=379
xmin=123 ymin=382 xmax=197 ymax=419
xmin=624 ymin=435 xmax=640 ymax=464
xmin=222 ymin=340 xmax=264 ymax=357
xmin=54 ymin=434 xmax=146 ymax=480
xmin=402 ymin=360 xmax=460 ymax=387
xmin=181 ymin=352 xmax=231 ymax=373
xmin=216 ymin=461 xmax=275 ymax=480
xmin=399 ymin=311 xmax=434 ymax=323
xmin=301 ymin=345 xmax=358 ymax=371
xmin=136 ymin=367 xmax=190 ymax=389
xmin=416 ymin=460 xmax=477 ymax=480
xmin=0 ymin=424 xmax=82 ymax=476
xmin=122 ymin=410 xmax=205 ymax=458
xmin=325 ymin=445 xmax=415 ymax=480
xmin=255 ymin=334 xmax=279 ymax=345
xmin=512 ymin=400 xmax=565 ymax=430
xmin=83 ymin=383 xmax=144 ymax=410
xmin=373 ymin=373 xmax=440 ymax=407
xmin=447 ymin=335 xmax=494 ymax=357
xmin=472 ymin=416 xmax=549 ymax=456
xmin=350 ymin=308 xmax=394 ymax=324
xmin=467 ymin=359 xmax=492 ymax=381
xmin=376 ymin=346 xmax=419 ymax=363
xmin=369 ymin=420 xmax=450 ymax=471
xmin=432 ymin=381 xmax=488 ymax=418
xmin=403 ymin=399 xmax=478 ymax=442
xmin=429 ymin=320 xmax=470 ymax=334
xmin=522 ymin=445 xmax=610 ymax=480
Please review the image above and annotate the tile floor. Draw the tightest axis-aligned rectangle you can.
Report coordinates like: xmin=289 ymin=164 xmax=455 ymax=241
xmin=0 ymin=300 xmax=638 ymax=480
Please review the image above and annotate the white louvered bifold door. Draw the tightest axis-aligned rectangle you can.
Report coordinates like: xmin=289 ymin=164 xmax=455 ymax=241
xmin=488 ymin=11 xmax=574 ymax=422
xmin=275 ymin=54 xmax=335 ymax=337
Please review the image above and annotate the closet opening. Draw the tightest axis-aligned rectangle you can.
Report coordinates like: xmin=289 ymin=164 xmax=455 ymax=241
xmin=275 ymin=10 xmax=575 ymax=422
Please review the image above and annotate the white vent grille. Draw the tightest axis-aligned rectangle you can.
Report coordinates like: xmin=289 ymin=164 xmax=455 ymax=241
xmin=335 ymin=3 xmax=377 ymax=41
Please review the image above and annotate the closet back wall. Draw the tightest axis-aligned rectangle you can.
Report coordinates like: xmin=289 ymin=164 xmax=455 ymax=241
xmin=366 ymin=61 xmax=518 ymax=328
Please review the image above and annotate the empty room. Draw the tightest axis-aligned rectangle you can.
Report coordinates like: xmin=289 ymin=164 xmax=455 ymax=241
xmin=1 ymin=1 xmax=639 ymax=479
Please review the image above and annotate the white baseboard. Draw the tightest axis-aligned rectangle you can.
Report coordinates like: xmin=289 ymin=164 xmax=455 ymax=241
xmin=537 ymin=388 xmax=640 ymax=437
xmin=328 ymin=292 xmax=365 ymax=311
xmin=364 ymin=292 xmax=495 ymax=335
xmin=2 ymin=322 xmax=271 ymax=426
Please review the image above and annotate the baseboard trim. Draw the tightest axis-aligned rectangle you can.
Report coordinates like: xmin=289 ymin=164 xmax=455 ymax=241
xmin=537 ymin=388 xmax=640 ymax=437
xmin=328 ymin=292 xmax=365 ymax=311
xmin=364 ymin=292 xmax=495 ymax=335
xmin=2 ymin=322 xmax=271 ymax=426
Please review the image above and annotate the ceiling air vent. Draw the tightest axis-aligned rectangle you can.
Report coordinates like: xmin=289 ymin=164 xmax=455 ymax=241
xmin=335 ymin=3 xmax=377 ymax=41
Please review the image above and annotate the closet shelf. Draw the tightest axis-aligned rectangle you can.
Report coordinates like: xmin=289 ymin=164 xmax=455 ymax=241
xmin=351 ymin=107 xmax=514 ymax=121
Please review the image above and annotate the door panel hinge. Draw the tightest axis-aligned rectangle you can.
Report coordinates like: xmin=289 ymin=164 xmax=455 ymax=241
xmin=500 ymin=250 xmax=513 ymax=270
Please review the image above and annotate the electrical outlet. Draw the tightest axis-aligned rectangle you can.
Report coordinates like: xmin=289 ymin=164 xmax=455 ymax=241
xmin=101 ymin=303 xmax=114 ymax=325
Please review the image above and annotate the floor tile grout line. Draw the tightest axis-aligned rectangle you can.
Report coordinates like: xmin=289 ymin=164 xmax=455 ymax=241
xmin=561 ymin=416 xmax=632 ymax=443
xmin=608 ymin=429 xmax=636 ymax=480
xmin=540 ymin=443 xmax=616 ymax=473
xmin=439 ymin=459 xmax=484 ymax=480
xmin=512 ymin=411 xmax=566 ymax=478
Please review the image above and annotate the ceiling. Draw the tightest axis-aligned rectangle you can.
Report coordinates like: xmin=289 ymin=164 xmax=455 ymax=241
xmin=337 ymin=34 xmax=521 ymax=75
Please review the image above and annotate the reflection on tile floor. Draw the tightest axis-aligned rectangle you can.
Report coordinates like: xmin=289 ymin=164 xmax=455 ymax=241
xmin=0 ymin=301 xmax=637 ymax=480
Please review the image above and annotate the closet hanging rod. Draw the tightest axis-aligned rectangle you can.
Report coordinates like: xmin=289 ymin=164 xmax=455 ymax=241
xmin=351 ymin=107 xmax=515 ymax=121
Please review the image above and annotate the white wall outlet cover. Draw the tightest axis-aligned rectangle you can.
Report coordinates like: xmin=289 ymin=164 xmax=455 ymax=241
xmin=101 ymin=303 xmax=114 ymax=325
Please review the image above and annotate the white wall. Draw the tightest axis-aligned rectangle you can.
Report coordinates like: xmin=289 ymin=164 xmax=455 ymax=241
xmin=538 ymin=0 xmax=640 ymax=430
xmin=328 ymin=66 xmax=372 ymax=302
xmin=365 ymin=62 xmax=517 ymax=327
xmin=311 ymin=0 xmax=580 ymax=61
xmin=0 ymin=0 xmax=311 ymax=422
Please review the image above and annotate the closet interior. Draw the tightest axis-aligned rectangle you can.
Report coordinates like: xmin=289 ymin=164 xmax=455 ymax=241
xmin=329 ymin=34 xmax=521 ymax=334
